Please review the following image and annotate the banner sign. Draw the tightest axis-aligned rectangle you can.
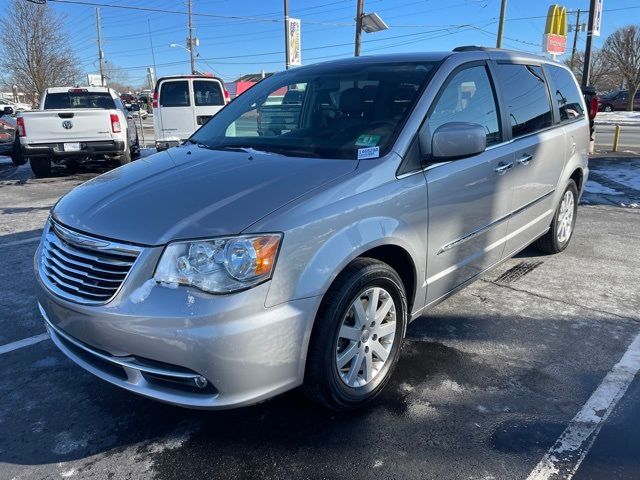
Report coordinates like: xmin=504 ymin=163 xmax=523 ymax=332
xmin=593 ymin=0 xmax=603 ymax=36
xmin=543 ymin=5 xmax=568 ymax=55
xmin=287 ymin=18 xmax=301 ymax=66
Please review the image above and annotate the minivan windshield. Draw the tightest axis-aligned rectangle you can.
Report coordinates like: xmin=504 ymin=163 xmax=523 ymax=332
xmin=190 ymin=62 xmax=438 ymax=159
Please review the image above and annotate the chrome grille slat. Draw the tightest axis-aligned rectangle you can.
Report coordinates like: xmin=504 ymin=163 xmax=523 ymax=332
xmin=43 ymin=262 xmax=119 ymax=292
xmin=43 ymin=251 xmax=123 ymax=284
xmin=46 ymin=233 xmax=134 ymax=266
xmin=39 ymin=220 xmax=142 ymax=305
xmin=46 ymin=243 xmax=129 ymax=276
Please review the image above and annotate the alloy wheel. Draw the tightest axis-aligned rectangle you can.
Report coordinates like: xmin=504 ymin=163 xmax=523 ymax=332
xmin=335 ymin=287 xmax=397 ymax=388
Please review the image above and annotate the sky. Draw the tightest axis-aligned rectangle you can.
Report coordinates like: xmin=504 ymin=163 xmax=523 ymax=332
xmin=3 ymin=0 xmax=639 ymax=87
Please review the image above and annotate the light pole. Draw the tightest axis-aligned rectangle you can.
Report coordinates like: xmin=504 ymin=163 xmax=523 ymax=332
xmin=354 ymin=3 xmax=388 ymax=56
xmin=496 ymin=0 xmax=507 ymax=48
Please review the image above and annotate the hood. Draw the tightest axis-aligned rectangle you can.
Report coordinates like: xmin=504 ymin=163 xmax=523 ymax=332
xmin=52 ymin=147 xmax=357 ymax=245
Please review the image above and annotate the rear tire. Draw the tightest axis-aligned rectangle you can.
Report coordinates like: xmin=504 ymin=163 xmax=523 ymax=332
xmin=117 ymin=146 xmax=132 ymax=166
xmin=11 ymin=137 xmax=26 ymax=166
xmin=603 ymin=104 xmax=613 ymax=112
xmin=303 ymin=257 xmax=407 ymax=411
xmin=533 ymin=180 xmax=578 ymax=254
xmin=131 ymin=135 xmax=141 ymax=159
xmin=30 ymin=157 xmax=52 ymax=177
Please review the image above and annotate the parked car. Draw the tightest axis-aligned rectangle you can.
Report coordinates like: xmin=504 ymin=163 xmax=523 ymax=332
xmin=0 ymin=97 xmax=32 ymax=111
xmin=36 ymin=48 xmax=588 ymax=411
xmin=0 ymin=106 xmax=26 ymax=165
xmin=120 ymin=93 xmax=137 ymax=107
xmin=18 ymin=87 xmax=140 ymax=177
xmin=599 ymin=90 xmax=640 ymax=112
xmin=152 ymin=75 xmax=229 ymax=151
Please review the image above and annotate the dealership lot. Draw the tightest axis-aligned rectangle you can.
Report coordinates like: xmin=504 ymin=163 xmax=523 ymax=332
xmin=0 ymin=158 xmax=639 ymax=479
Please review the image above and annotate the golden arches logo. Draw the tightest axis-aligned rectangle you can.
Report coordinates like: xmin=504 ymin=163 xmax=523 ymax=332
xmin=545 ymin=5 xmax=567 ymax=37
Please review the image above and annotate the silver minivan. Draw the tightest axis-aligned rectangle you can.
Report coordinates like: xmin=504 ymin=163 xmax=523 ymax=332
xmin=36 ymin=48 xmax=589 ymax=410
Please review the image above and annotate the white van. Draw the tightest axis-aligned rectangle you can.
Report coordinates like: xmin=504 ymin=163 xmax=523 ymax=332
xmin=152 ymin=75 xmax=229 ymax=151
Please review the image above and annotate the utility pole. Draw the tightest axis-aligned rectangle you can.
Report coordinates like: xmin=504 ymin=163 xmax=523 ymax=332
xmin=148 ymin=19 xmax=157 ymax=84
xmin=570 ymin=9 xmax=581 ymax=72
xmin=284 ymin=0 xmax=290 ymax=69
xmin=187 ymin=0 xmax=196 ymax=74
xmin=496 ymin=0 xmax=507 ymax=48
xmin=581 ymin=0 xmax=597 ymax=87
xmin=354 ymin=0 xmax=364 ymax=56
xmin=96 ymin=8 xmax=106 ymax=86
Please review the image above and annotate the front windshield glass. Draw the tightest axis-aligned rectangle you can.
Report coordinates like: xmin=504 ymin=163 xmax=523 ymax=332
xmin=190 ymin=61 xmax=438 ymax=160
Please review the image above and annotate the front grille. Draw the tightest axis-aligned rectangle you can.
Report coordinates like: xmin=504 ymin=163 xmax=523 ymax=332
xmin=39 ymin=221 xmax=142 ymax=304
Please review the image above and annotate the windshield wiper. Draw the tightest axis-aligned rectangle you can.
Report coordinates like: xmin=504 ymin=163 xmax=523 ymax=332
xmin=205 ymin=145 xmax=284 ymax=156
xmin=184 ymin=139 xmax=209 ymax=148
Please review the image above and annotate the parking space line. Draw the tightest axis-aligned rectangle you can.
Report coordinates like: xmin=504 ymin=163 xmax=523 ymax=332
xmin=0 ymin=236 xmax=41 ymax=248
xmin=0 ymin=333 xmax=49 ymax=355
xmin=526 ymin=332 xmax=640 ymax=480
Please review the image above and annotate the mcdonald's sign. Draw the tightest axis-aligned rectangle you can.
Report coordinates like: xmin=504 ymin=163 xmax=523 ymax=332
xmin=543 ymin=5 xmax=568 ymax=55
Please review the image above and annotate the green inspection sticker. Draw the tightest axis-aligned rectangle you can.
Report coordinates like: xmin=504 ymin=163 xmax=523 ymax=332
xmin=355 ymin=134 xmax=380 ymax=147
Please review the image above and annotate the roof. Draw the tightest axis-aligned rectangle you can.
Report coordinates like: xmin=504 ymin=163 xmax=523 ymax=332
xmin=234 ymin=73 xmax=274 ymax=83
xmin=45 ymin=86 xmax=113 ymax=93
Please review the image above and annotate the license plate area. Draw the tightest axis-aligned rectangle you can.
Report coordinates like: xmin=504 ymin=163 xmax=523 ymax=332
xmin=63 ymin=142 xmax=81 ymax=152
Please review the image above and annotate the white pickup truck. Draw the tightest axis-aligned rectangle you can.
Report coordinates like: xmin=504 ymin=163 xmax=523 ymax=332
xmin=18 ymin=87 xmax=140 ymax=177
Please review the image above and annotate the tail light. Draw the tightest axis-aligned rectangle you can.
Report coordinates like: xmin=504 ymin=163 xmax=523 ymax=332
xmin=152 ymin=91 xmax=159 ymax=108
xmin=224 ymin=89 xmax=231 ymax=104
xmin=110 ymin=113 xmax=121 ymax=133
xmin=17 ymin=117 xmax=25 ymax=137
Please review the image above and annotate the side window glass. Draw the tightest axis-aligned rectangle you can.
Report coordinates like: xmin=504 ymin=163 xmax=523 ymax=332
xmin=428 ymin=65 xmax=501 ymax=146
xmin=159 ymin=81 xmax=190 ymax=107
xmin=496 ymin=64 xmax=552 ymax=137
xmin=194 ymin=81 xmax=224 ymax=106
xmin=546 ymin=65 xmax=585 ymax=122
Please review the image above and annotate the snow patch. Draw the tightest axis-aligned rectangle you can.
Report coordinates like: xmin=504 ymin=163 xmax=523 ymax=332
xmin=130 ymin=279 xmax=157 ymax=304
xmin=160 ymin=281 xmax=179 ymax=289
xmin=584 ymin=180 xmax=622 ymax=195
xmin=373 ymin=459 xmax=384 ymax=468
xmin=594 ymin=111 xmax=640 ymax=125
xmin=53 ymin=431 xmax=90 ymax=455
xmin=61 ymin=468 xmax=77 ymax=477
xmin=187 ymin=294 xmax=195 ymax=306
xmin=407 ymin=400 xmax=438 ymax=418
xmin=440 ymin=379 xmax=465 ymax=393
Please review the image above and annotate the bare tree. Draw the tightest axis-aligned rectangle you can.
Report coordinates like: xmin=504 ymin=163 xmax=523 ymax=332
xmin=602 ymin=25 xmax=640 ymax=111
xmin=565 ymin=49 xmax=621 ymax=93
xmin=0 ymin=0 xmax=82 ymax=103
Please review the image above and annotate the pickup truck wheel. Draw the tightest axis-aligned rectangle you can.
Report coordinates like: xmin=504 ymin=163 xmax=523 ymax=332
xmin=303 ymin=258 xmax=407 ymax=411
xmin=533 ymin=180 xmax=578 ymax=254
xmin=131 ymin=135 xmax=141 ymax=159
xmin=30 ymin=157 xmax=52 ymax=177
xmin=117 ymin=147 xmax=132 ymax=166
xmin=11 ymin=137 xmax=26 ymax=166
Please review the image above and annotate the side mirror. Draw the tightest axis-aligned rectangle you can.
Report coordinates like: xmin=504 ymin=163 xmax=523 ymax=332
xmin=2 ymin=106 xmax=14 ymax=116
xmin=430 ymin=122 xmax=486 ymax=160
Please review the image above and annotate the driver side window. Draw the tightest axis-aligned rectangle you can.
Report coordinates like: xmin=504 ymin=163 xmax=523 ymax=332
xmin=428 ymin=65 xmax=501 ymax=146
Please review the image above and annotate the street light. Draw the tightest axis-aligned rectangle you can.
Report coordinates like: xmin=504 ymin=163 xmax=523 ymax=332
xmin=170 ymin=43 xmax=191 ymax=53
xmin=354 ymin=0 xmax=388 ymax=57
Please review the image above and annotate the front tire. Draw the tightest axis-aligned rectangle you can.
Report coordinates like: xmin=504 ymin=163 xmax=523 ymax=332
xmin=303 ymin=258 xmax=407 ymax=411
xmin=603 ymin=104 xmax=613 ymax=112
xmin=30 ymin=157 xmax=52 ymax=177
xmin=533 ymin=180 xmax=578 ymax=254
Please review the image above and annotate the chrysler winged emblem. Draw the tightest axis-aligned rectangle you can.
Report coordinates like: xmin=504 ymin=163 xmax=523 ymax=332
xmin=62 ymin=120 xmax=73 ymax=130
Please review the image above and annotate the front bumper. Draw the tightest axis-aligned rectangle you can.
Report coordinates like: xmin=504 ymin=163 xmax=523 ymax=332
xmin=36 ymin=255 xmax=320 ymax=409
xmin=22 ymin=140 xmax=125 ymax=159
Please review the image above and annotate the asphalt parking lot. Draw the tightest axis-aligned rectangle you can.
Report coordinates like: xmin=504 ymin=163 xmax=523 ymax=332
xmin=0 ymin=156 xmax=639 ymax=480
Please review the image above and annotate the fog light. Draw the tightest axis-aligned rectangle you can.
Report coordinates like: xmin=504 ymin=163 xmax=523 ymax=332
xmin=194 ymin=375 xmax=208 ymax=388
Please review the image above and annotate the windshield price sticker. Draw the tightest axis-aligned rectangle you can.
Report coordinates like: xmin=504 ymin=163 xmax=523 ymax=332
xmin=357 ymin=146 xmax=380 ymax=160
xmin=355 ymin=134 xmax=380 ymax=147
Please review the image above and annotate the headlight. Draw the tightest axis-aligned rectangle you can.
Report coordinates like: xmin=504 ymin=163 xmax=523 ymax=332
xmin=154 ymin=234 xmax=282 ymax=293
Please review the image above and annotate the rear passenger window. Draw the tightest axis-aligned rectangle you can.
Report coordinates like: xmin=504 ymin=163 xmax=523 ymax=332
xmin=194 ymin=81 xmax=224 ymax=106
xmin=428 ymin=65 xmax=501 ymax=146
xmin=160 ymin=81 xmax=190 ymax=107
xmin=546 ymin=65 xmax=585 ymax=122
xmin=496 ymin=64 xmax=552 ymax=137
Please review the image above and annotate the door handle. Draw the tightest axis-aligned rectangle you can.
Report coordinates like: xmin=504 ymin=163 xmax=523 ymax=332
xmin=494 ymin=161 xmax=514 ymax=175
xmin=517 ymin=154 xmax=533 ymax=166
